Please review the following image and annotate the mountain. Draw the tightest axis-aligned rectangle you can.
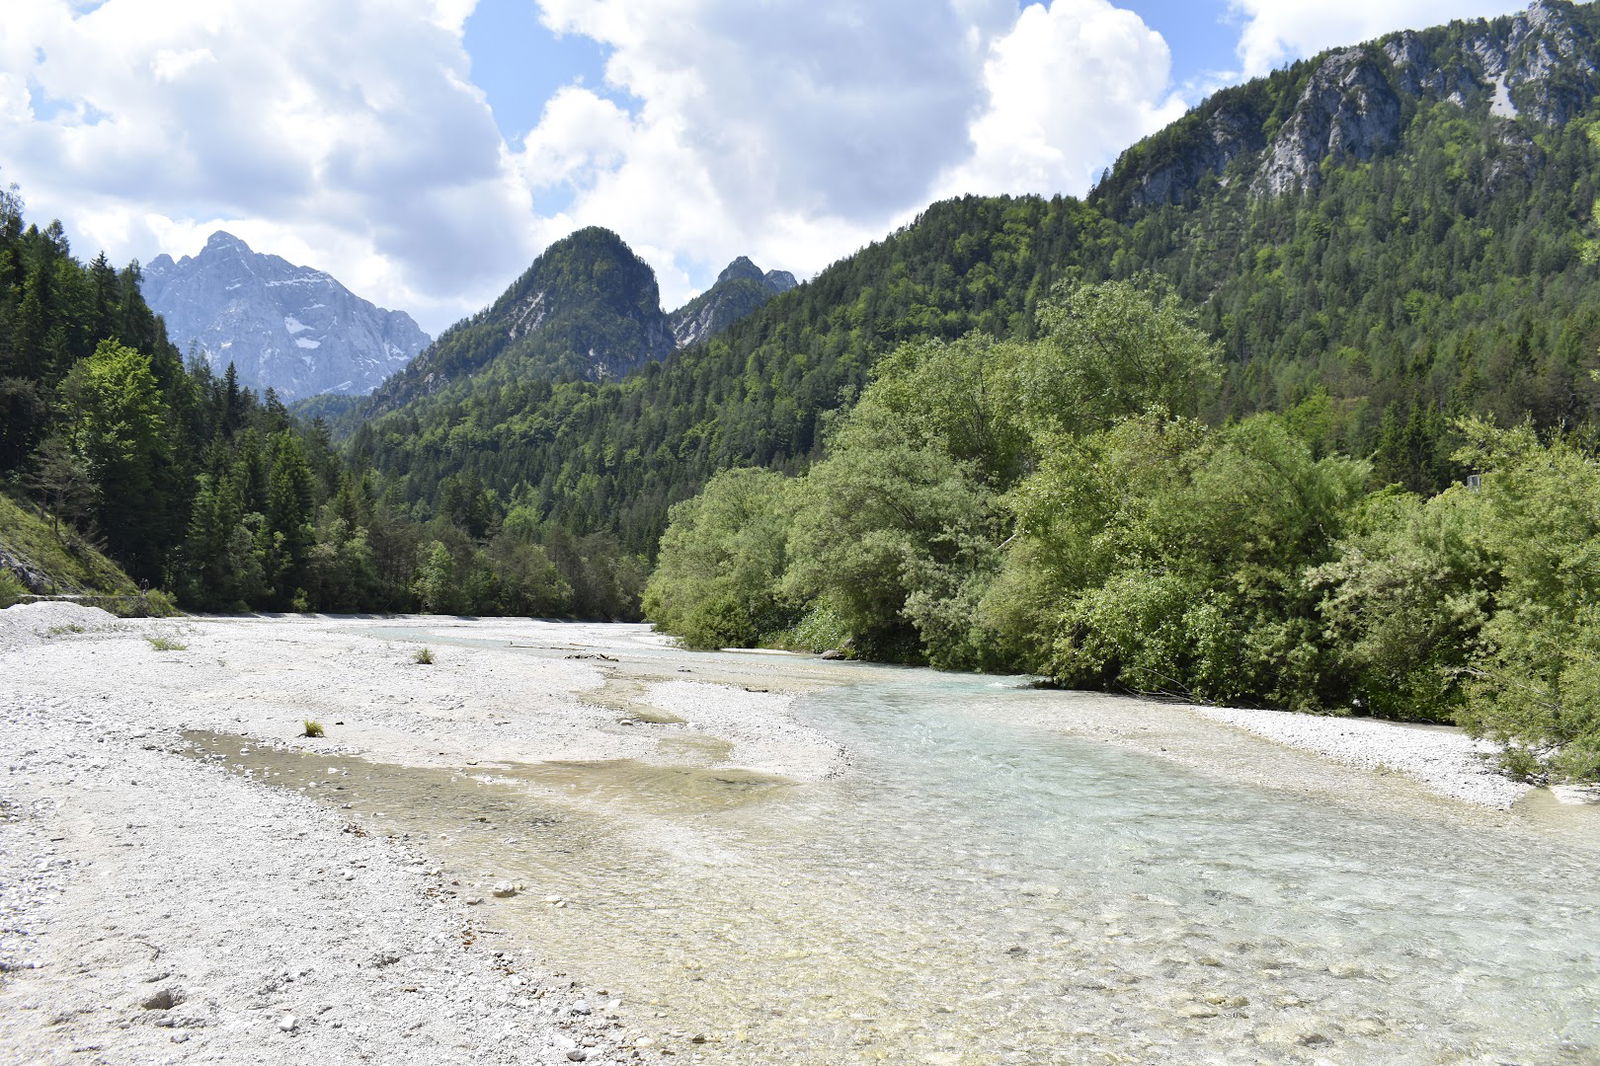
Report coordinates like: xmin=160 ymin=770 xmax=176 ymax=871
xmin=1099 ymin=0 xmax=1597 ymax=210
xmin=366 ymin=229 xmax=793 ymax=415
xmin=352 ymin=0 xmax=1600 ymax=556
xmin=668 ymin=257 xmax=797 ymax=349
xmin=141 ymin=231 xmax=430 ymax=402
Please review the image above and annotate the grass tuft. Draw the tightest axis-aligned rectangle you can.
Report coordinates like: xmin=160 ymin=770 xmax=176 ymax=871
xmin=412 ymin=646 xmax=434 ymax=665
xmin=147 ymin=635 xmax=186 ymax=651
xmin=302 ymin=720 xmax=325 ymax=738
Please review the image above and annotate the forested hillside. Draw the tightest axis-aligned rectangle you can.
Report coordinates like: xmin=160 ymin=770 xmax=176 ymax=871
xmin=354 ymin=2 xmax=1600 ymax=564
xmin=0 ymin=182 xmax=639 ymax=619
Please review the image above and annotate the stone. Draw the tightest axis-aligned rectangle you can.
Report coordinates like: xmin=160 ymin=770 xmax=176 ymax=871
xmin=140 ymin=987 xmax=184 ymax=1011
xmin=278 ymin=1014 xmax=298 ymax=1033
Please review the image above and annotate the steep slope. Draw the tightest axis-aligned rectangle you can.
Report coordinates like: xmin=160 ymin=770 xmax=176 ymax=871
xmin=1099 ymin=0 xmax=1599 ymax=209
xmin=355 ymin=0 xmax=1600 ymax=557
xmin=0 ymin=491 xmax=141 ymax=603
xmin=142 ymin=232 xmax=430 ymax=402
xmin=368 ymin=228 xmax=673 ymax=414
xmin=668 ymin=257 xmax=798 ymax=349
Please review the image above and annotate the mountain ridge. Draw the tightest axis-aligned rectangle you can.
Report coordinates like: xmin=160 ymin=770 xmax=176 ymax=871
xmin=365 ymin=228 xmax=796 ymax=415
xmin=141 ymin=231 xmax=430 ymax=403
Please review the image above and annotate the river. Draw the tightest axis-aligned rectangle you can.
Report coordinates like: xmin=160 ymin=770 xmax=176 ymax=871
xmin=191 ymin=625 xmax=1600 ymax=1065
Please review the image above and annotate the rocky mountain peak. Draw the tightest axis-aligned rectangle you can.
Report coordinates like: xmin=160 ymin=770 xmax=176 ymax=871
xmin=669 ymin=256 xmax=798 ymax=350
xmin=1253 ymin=48 xmax=1402 ymax=197
xmin=202 ymin=230 xmax=251 ymax=255
xmin=1106 ymin=0 xmax=1600 ymax=209
xmin=140 ymin=234 xmax=430 ymax=402
xmin=716 ymin=256 xmax=765 ymax=286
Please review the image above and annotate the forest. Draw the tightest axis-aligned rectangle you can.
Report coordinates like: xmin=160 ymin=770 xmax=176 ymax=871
xmin=0 ymin=180 xmax=641 ymax=620
xmin=645 ymin=280 xmax=1600 ymax=782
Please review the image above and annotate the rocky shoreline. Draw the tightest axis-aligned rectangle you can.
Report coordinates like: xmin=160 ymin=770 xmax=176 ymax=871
xmin=0 ymin=605 xmax=1581 ymax=1063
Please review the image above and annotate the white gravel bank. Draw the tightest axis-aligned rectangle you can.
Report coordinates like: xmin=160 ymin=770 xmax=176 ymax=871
xmin=1190 ymin=705 xmax=1529 ymax=809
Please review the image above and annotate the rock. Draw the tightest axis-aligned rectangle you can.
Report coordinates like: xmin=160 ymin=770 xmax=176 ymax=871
xmin=278 ymin=1014 xmax=298 ymax=1033
xmin=141 ymin=231 xmax=429 ymax=402
xmin=140 ymin=987 xmax=184 ymax=1011
xmin=819 ymin=649 xmax=846 ymax=661
xmin=566 ymin=1051 xmax=588 ymax=1062
xmin=570 ymin=999 xmax=592 ymax=1016
xmin=491 ymin=881 xmax=520 ymax=898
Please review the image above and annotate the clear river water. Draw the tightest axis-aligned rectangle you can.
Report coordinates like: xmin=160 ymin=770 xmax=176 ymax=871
xmin=192 ymin=636 xmax=1600 ymax=1065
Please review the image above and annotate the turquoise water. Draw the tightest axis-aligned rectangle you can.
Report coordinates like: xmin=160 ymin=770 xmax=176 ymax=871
xmin=209 ymin=628 xmax=1600 ymax=1064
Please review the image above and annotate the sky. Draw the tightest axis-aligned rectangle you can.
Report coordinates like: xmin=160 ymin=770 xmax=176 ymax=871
xmin=0 ymin=0 xmax=1530 ymax=336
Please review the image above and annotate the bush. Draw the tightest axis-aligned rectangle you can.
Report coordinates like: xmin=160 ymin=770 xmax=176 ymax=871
xmin=302 ymin=720 xmax=325 ymax=738
xmin=0 ymin=570 xmax=24 ymax=609
xmin=412 ymin=646 xmax=434 ymax=664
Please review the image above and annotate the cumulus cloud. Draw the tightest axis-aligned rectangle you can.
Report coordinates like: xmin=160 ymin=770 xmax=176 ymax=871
xmin=1 ymin=0 xmax=1196 ymax=332
xmin=939 ymin=0 xmax=1186 ymax=198
xmin=1229 ymin=1 xmax=1527 ymax=76
xmin=523 ymin=0 xmax=1185 ymax=307
xmin=0 ymin=0 xmax=535 ymax=333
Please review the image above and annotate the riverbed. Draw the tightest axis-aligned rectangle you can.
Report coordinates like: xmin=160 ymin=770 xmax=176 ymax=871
xmin=2 ymin=610 xmax=1597 ymax=1064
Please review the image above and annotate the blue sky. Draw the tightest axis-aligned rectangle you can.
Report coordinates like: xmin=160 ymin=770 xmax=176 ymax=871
xmin=0 ymin=0 xmax=1527 ymax=334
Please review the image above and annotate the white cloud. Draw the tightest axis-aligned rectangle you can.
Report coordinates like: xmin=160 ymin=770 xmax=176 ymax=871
xmin=1 ymin=0 xmax=1195 ymax=334
xmin=523 ymin=0 xmax=1017 ymax=304
xmin=1229 ymin=1 xmax=1527 ymax=76
xmin=523 ymin=0 xmax=1184 ymax=308
xmin=939 ymin=0 xmax=1186 ymax=198
xmin=0 ymin=0 xmax=535 ymax=334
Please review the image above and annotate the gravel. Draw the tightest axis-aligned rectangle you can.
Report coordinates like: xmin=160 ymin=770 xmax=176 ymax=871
xmin=1190 ymin=705 xmax=1529 ymax=809
xmin=0 ymin=613 xmax=658 ymax=1064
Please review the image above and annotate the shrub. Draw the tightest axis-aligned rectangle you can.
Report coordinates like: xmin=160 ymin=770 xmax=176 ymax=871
xmin=412 ymin=646 xmax=434 ymax=665
xmin=302 ymin=720 xmax=325 ymax=738
xmin=147 ymin=635 xmax=186 ymax=651
xmin=0 ymin=570 xmax=24 ymax=609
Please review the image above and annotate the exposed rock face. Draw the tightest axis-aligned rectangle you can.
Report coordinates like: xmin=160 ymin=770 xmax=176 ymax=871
xmin=141 ymin=232 xmax=430 ymax=402
xmin=1254 ymin=49 xmax=1403 ymax=197
xmin=370 ymin=234 xmax=798 ymax=413
xmin=1128 ymin=105 xmax=1266 ymax=209
xmin=1109 ymin=0 xmax=1600 ymax=206
xmin=668 ymin=257 xmax=798 ymax=350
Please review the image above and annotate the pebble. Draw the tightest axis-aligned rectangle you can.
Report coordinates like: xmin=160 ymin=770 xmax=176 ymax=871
xmin=278 ymin=1015 xmax=298 ymax=1033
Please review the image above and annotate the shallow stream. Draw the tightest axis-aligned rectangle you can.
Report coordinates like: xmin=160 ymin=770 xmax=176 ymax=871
xmin=190 ymin=639 xmax=1600 ymax=1065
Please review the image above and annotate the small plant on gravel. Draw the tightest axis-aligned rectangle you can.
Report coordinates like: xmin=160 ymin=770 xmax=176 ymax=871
xmin=47 ymin=623 xmax=86 ymax=636
xmin=302 ymin=720 xmax=325 ymax=738
xmin=412 ymin=646 xmax=435 ymax=665
xmin=147 ymin=635 xmax=187 ymax=651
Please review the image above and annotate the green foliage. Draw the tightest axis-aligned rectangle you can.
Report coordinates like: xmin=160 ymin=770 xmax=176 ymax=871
xmin=412 ymin=646 xmax=434 ymax=665
xmin=1444 ymin=421 xmax=1600 ymax=779
xmin=643 ymin=468 xmax=797 ymax=649
xmin=0 ymin=569 xmax=23 ymax=609
xmin=302 ymin=720 xmax=325 ymax=738
xmin=1023 ymin=276 xmax=1222 ymax=437
xmin=147 ymin=635 xmax=186 ymax=651
xmin=0 ymin=490 xmax=141 ymax=601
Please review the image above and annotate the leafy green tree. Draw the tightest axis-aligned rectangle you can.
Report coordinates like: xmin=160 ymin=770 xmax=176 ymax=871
xmin=57 ymin=339 xmax=171 ymax=578
xmin=644 ymin=468 xmax=797 ymax=648
xmin=412 ymin=540 xmax=461 ymax=615
xmin=1018 ymin=276 xmax=1223 ymax=438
